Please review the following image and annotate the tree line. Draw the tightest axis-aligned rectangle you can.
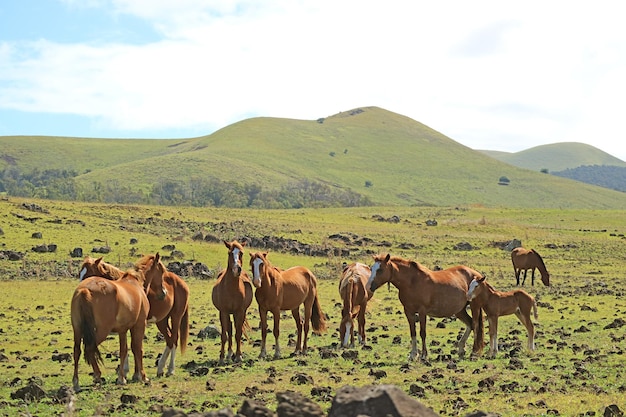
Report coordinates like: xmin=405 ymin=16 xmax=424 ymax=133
xmin=0 ymin=167 xmax=372 ymax=208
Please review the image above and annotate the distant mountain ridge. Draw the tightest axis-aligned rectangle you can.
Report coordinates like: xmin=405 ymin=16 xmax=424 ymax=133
xmin=1 ymin=107 xmax=626 ymax=209
xmin=479 ymin=142 xmax=626 ymax=192
xmin=479 ymin=142 xmax=626 ymax=171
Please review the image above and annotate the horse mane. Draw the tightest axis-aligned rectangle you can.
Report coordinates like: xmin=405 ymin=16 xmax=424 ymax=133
xmin=101 ymin=260 xmax=125 ymax=278
xmin=136 ymin=253 xmax=165 ymax=270
xmin=122 ymin=268 xmax=145 ymax=284
xmin=530 ymin=249 xmax=547 ymax=270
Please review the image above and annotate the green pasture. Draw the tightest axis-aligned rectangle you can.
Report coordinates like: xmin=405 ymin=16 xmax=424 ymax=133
xmin=0 ymin=197 xmax=625 ymax=416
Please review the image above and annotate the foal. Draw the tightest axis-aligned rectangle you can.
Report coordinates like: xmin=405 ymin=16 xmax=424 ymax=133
xmin=467 ymin=276 xmax=538 ymax=358
xmin=338 ymin=262 xmax=372 ymax=348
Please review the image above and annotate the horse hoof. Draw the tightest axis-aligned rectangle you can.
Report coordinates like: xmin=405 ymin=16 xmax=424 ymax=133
xmin=157 ymin=371 xmax=164 ymax=377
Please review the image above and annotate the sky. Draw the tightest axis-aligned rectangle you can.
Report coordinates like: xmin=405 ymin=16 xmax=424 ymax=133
xmin=1 ymin=1 xmax=625 ymax=161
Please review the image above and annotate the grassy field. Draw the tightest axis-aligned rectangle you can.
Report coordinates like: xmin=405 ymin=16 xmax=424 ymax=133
xmin=1 ymin=197 xmax=625 ymax=416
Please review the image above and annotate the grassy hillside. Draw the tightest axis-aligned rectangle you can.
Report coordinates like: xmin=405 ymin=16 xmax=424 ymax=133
xmin=2 ymin=108 xmax=626 ymax=209
xmin=480 ymin=142 xmax=626 ymax=172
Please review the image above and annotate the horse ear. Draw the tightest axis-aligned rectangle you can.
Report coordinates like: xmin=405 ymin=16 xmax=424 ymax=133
xmin=384 ymin=253 xmax=391 ymax=263
xmin=241 ymin=240 xmax=247 ymax=247
xmin=95 ymin=257 xmax=103 ymax=265
xmin=154 ymin=252 xmax=160 ymax=263
xmin=223 ymin=240 xmax=229 ymax=248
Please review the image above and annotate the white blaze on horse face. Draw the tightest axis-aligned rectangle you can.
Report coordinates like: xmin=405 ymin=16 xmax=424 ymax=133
xmin=231 ymin=247 xmax=241 ymax=274
xmin=252 ymin=257 xmax=264 ymax=287
xmin=79 ymin=267 xmax=87 ymax=281
xmin=467 ymin=280 xmax=479 ymax=300
xmin=367 ymin=262 xmax=380 ymax=288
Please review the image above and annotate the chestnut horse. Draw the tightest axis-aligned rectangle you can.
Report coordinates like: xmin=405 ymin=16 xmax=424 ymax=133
xmin=71 ymin=268 xmax=150 ymax=392
xmin=338 ymin=262 xmax=372 ymax=348
xmin=367 ymin=254 xmax=484 ymax=361
xmin=249 ymin=252 xmax=327 ymax=359
xmin=511 ymin=247 xmax=550 ymax=286
xmin=468 ymin=276 xmax=538 ymax=358
xmin=79 ymin=254 xmax=190 ymax=377
xmin=135 ymin=253 xmax=190 ymax=377
xmin=79 ymin=256 xmax=125 ymax=281
xmin=212 ymin=240 xmax=254 ymax=364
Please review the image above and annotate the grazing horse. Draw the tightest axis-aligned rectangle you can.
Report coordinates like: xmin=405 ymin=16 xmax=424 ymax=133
xmin=467 ymin=276 xmax=538 ymax=358
xmin=511 ymin=247 xmax=550 ymax=286
xmin=71 ymin=268 xmax=150 ymax=392
xmin=212 ymin=240 xmax=254 ymax=364
xmin=367 ymin=254 xmax=484 ymax=361
xmin=338 ymin=262 xmax=372 ymax=348
xmin=136 ymin=253 xmax=190 ymax=377
xmin=249 ymin=252 xmax=327 ymax=359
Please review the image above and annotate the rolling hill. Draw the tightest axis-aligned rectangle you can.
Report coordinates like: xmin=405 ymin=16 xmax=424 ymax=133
xmin=479 ymin=142 xmax=626 ymax=172
xmin=2 ymin=106 xmax=626 ymax=209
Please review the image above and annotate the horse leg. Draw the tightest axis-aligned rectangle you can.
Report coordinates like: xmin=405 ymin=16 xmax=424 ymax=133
xmin=164 ymin=311 xmax=184 ymax=376
xmin=292 ymin=308 xmax=304 ymax=355
xmin=515 ymin=310 xmax=535 ymax=351
xmin=469 ymin=302 xmax=484 ymax=357
xmin=117 ymin=331 xmax=129 ymax=385
xmin=455 ymin=308 xmax=473 ymax=358
xmin=272 ymin=310 xmax=282 ymax=359
xmin=357 ymin=308 xmax=366 ymax=346
xmin=522 ymin=270 xmax=528 ymax=286
xmin=531 ymin=268 xmax=536 ymax=286
xmin=130 ymin=325 xmax=148 ymax=384
xmin=404 ymin=308 xmax=418 ymax=361
xmin=72 ymin=331 xmax=82 ymax=392
xmin=259 ymin=309 xmax=269 ymax=359
xmin=156 ymin=319 xmax=174 ymax=375
xmin=233 ymin=311 xmax=246 ymax=362
xmin=487 ymin=316 xmax=498 ymax=358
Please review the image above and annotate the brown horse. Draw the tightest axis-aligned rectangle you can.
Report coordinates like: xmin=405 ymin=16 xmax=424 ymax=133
xmin=338 ymin=262 xmax=372 ymax=348
xmin=511 ymin=247 xmax=550 ymax=286
xmin=212 ymin=240 xmax=254 ymax=364
xmin=467 ymin=276 xmax=538 ymax=358
xmin=136 ymin=253 xmax=190 ymax=377
xmin=249 ymin=252 xmax=327 ymax=359
xmin=71 ymin=268 xmax=150 ymax=392
xmin=367 ymin=254 xmax=484 ymax=361
xmin=79 ymin=256 xmax=125 ymax=281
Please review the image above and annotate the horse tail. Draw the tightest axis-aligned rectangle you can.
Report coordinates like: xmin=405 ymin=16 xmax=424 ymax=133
xmin=75 ymin=288 xmax=103 ymax=367
xmin=179 ymin=305 xmax=189 ymax=354
xmin=311 ymin=294 xmax=327 ymax=334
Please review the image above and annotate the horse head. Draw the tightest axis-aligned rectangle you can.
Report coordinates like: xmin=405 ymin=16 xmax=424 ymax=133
xmin=249 ymin=251 xmax=268 ymax=289
xmin=78 ymin=256 xmax=103 ymax=281
xmin=225 ymin=239 xmax=246 ymax=278
xmin=467 ymin=276 xmax=487 ymax=301
xmin=141 ymin=253 xmax=168 ymax=300
xmin=367 ymin=253 xmax=392 ymax=292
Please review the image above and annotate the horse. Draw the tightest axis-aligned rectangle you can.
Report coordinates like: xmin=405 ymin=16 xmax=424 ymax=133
xmin=366 ymin=254 xmax=484 ymax=361
xmin=79 ymin=256 xmax=125 ymax=281
xmin=71 ymin=268 xmax=150 ymax=392
xmin=338 ymin=262 xmax=372 ymax=348
xmin=211 ymin=240 xmax=254 ymax=364
xmin=249 ymin=252 xmax=327 ymax=359
xmin=135 ymin=253 xmax=190 ymax=377
xmin=467 ymin=276 xmax=538 ymax=358
xmin=511 ymin=247 xmax=550 ymax=286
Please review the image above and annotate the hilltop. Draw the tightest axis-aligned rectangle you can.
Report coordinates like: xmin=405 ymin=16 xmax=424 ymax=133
xmin=1 ymin=107 xmax=626 ymax=209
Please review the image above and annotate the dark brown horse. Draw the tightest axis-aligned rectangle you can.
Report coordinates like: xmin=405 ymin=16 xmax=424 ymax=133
xmin=468 ymin=276 xmax=538 ymax=358
xmin=511 ymin=247 xmax=550 ymax=286
xmin=71 ymin=268 xmax=150 ymax=392
xmin=249 ymin=252 xmax=327 ymax=359
xmin=212 ymin=240 xmax=254 ymax=364
xmin=338 ymin=262 xmax=372 ymax=348
xmin=367 ymin=254 xmax=484 ymax=361
xmin=136 ymin=253 xmax=190 ymax=377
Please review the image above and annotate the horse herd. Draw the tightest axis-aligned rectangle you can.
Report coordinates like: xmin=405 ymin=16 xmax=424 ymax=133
xmin=71 ymin=240 xmax=550 ymax=392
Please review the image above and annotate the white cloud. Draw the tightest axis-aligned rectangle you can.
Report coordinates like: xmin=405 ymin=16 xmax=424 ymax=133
xmin=1 ymin=0 xmax=626 ymax=160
